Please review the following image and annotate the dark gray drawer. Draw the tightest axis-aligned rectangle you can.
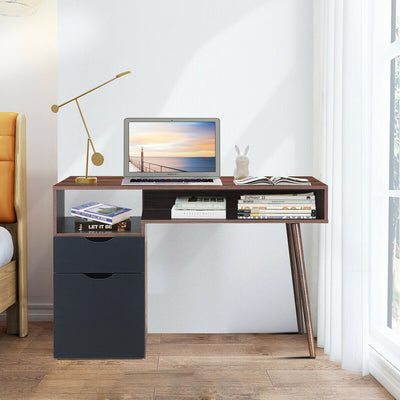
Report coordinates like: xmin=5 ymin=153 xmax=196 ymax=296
xmin=54 ymin=236 xmax=144 ymax=273
xmin=54 ymin=273 xmax=145 ymax=359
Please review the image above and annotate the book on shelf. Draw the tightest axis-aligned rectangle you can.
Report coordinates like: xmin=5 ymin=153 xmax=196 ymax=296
xmin=74 ymin=218 xmax=131 ymax=232
xmin=238 ymin=214 xmax=316 ymax=220
xmin=237 ymin=192 xmax=316 ymax=220
xmin=238 ymin=209 xmax=316 ymax=217
xmin=171 ymin=205 xmax=226 ymax=219
xmin=174 ymin=196 xmax=226 ymax=210
xmin=234 ymin=176 xmax=311 ymax=185
xmin=238 ymin=204 xmax=315 ymax=210
xmin=240 ymin=193 xmax=315 ymax=201
xmin=238 ymin=200 xmax=315 ymax=206
xmin=238 ymin=209 xmax=316 ymax=215
xmin=71 ymin=202 xmax=131 ymax=225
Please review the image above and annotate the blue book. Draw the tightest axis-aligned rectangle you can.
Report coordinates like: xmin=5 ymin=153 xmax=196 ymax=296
xmin=71 ymin=202 xmax=131 ymax=225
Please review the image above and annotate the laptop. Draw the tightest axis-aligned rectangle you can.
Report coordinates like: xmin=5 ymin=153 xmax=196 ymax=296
xmin=122 ymin=118 xmax=222 ymax=185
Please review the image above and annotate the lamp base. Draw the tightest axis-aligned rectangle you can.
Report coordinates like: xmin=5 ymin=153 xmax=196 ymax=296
xmin=75 ymin=176 xmax=98 ymax=184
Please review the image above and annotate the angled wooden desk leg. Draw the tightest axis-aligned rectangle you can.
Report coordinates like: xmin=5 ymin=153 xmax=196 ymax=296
xmin=286 ymin=224 xmax=304 ymax=334
xmin=291 ymin=223 xmax=316 ymax=358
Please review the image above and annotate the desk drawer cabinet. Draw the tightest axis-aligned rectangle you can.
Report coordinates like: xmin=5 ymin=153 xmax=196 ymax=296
xmin=54 ymin=236 xmax=144 ymax=273
xmin=53 ymin=236 xmax=145 ymax=359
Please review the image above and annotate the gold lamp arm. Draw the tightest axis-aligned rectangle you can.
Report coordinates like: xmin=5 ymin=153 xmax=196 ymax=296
xmin=51 ymin=70 xmax=131 ymax=184
xmin=51 ymin=71 xmax=131 ymax=113
xmin=75 ymin=99 xmax=96 ymax=153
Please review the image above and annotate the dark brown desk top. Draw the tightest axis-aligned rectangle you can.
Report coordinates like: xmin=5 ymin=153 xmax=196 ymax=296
xmin=53 ymin=176 xmax=327 ymax=191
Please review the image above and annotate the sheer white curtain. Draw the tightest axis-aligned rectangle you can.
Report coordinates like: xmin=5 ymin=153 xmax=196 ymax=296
xmin=313 ymin=0 xmax=371 ymax=372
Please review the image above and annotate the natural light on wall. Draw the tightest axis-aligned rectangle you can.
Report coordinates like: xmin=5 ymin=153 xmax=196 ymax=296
xmin=0 ymin=0 xmax=43 ymax=16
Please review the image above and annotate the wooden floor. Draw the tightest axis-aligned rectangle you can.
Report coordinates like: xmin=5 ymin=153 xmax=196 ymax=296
xmin=0 ymin=322 xmax=393 ymax=400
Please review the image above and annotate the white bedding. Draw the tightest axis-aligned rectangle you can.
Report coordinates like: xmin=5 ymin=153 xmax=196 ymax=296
xmin=0 ymin=227 xmax=13 ymax=268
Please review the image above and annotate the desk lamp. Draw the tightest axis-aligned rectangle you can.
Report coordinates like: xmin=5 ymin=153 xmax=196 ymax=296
xmin=51 ymin=71 xmax=131 ymax=184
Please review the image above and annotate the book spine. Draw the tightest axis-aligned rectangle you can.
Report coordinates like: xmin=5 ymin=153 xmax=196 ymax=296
xmin=75 ymin=219 xmax=131 ymax=232
xmin=171 ymin=209 xmax=226 ymax=219
xmin=71 ymin=210 xmax=112 ymax=224
xmin=174 ymin=203 xmax=226 ymax=210
xmin=240 ymin=194 xmax=314 ymax=200
xmin=238 ymin=208 xmax=317 ymax=215
xmin=238 ymin=210 xmax=316 ymax=216
xmin=239 ymin=199 xmax=315 ymax=204
xmin=238 ymin=199 xmax=315 ymax=204
xmin=238 ymin=208 xmax=315 ymax=214
xmin=238 ymin=204 xmax=315 ymax=210
xmin=237 ymin=215 xmax=316 ymax=220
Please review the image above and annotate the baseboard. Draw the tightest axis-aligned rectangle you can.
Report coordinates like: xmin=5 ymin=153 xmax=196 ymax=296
xmin=0 ymin=303 xmax=53 ymax=322
xmin=369 ymin=345 xmax=400 ymax=399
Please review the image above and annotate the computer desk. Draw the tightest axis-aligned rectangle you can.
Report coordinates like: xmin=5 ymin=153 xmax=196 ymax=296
xmin=53 ymin=176 xmax=328 ymax=359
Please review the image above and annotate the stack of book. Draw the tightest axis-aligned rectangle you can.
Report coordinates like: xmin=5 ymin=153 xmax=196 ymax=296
xmin=171 ymin=196 xmax=226 ymax=219
xmin=237 ymin=192 xmax=316 ymax=220
xmin=71 ymin=202 xmax=132 ymax=232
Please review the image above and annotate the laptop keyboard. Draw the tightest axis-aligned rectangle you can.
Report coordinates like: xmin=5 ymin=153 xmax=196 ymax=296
xmin=121 ymin=177 xmax=222 ymax=186
xmin=130 ymin=178 xmax=214 ymax=183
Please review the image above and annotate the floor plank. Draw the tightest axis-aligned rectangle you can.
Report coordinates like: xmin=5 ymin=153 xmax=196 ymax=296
xmin=0 ymin=322 xmax=394 ymax=400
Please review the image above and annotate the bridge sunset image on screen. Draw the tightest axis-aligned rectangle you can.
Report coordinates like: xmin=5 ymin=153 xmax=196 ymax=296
xmin=128 ymin=121 xmax=216 ymax=173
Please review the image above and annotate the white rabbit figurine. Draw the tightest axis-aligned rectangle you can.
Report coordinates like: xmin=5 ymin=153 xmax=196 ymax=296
xmin=234 ymin=145 xmax=250 ymax=179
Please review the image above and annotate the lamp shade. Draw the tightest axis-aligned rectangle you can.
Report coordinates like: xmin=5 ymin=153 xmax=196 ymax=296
xmin=0 ymin=0 xmax=43 ymax=16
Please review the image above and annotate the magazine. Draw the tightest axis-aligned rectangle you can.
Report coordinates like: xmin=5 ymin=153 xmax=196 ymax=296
xmin=234 ymin=176 xmax=311 ymax=185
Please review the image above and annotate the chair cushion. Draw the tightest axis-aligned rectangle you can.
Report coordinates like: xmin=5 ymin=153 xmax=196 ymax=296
xmin=0 ymin=113 xmax=17 ymax=223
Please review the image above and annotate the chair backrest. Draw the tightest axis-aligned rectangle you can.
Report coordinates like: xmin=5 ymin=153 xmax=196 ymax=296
xmin=0 ymin=112 xmax=18 ymax=224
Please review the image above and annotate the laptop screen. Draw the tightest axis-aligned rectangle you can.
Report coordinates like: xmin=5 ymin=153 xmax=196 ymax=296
xmin=124 ymin=118 xmax=220 ymax=178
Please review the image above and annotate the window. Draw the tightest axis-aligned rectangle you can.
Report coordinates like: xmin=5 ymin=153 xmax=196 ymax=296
xmin=392 ymin=0 xmax=400 ymax=43
xmin=388 ymin=2 xmax=400 ymax=337
xmin=369 ymin=0 xmax=400 ymax=373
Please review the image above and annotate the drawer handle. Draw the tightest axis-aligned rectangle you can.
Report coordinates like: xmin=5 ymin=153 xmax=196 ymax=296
xmin=84 ymin=273 xmax=114 ymax=279
xmin=85 ymin=237 xmax=113 ymax=243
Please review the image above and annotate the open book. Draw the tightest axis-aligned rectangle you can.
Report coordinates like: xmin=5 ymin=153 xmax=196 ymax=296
xmin=234 ymin=176 xmax=311 ymax=185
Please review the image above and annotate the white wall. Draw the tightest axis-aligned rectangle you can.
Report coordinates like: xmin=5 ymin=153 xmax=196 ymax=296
xmin=0 ymin=0 xmax=57 ymax=320
xmin=58 ymin=0 xmax=314 ymax=332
